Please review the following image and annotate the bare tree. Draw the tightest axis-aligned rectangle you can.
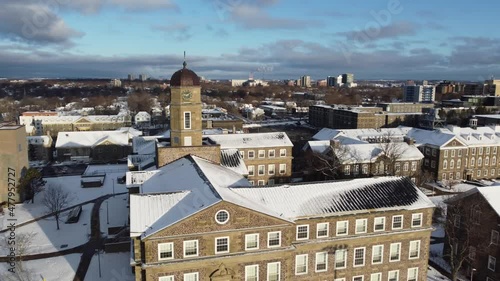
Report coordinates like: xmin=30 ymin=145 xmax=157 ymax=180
xmin=307 ymin=140 xmax=359 ymax=180
xmin=0 ymin=232 xmax=37 ymax=281
xmin=42 ymin=184 xmax=72 ymax=230
xmin=377 ymin=132 xmax=407 ymax=176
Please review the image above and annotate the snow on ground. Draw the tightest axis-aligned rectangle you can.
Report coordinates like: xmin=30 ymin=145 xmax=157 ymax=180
xmin=0 ymin=253 xmax=80 ymax=281
xmin=0 ymin=168 xmax=127 ymax=230
xmin=428 ymin=182 xmax=477 ymax=193
xmin=99 ymin=194 xmax=129 ymax=235
xmin=428 ymin=266 xmax=451 ymax=281
xmin=0 ymin=203 xmax=92 ymax=255
xmin=85 ymin=252 xmax=135 ymax=281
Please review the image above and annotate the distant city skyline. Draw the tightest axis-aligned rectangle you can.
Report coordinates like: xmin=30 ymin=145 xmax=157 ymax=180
xmin=1 ymin=0 xmax=500 ymax=80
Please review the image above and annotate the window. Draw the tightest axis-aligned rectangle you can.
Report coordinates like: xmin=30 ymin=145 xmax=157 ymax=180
xmin=392 ymin=215 xmax=403 ymax=229
xmin=257 ymin=180 xmax=265 ymax=186
xmin=239 ymin=150 xmax=245 ymax=159
xmin=295 ymin=254 xmax=308 ymax=275
xmin=296 ymin=225 xmax=309 ymax=240
xmin=406 ymin=268 xmax=418 ymax=281
xmin=388 ymin=270 xmax=399 ymax=281
xmin=258 ymin=165 xmax=265 ymax=176
xmin=268 ymin=164 xmax=275 ymax=175
xmin=184 ymin=112 xmax=191 ymax=129
xmin=411 ymin=162 xmax=417 ymax=171
xmin=372 ymin=245 xmax=383 ymax=264
xmin=279 ymin=164 xmax=286 ymax=175
xmin=248 ymin=165 xmax=255 ymax=176
xmin=267 ymin=262 xmax=280 ymax=281
xmin=335 ymin=249 xmax=347 ymax=269
xmin=469 ymin=246 xmax=476 ymax=260
xmin=451 ymin=149 xmax=456 ymax=157
xmin=444 ymin=150 xmax=448 ymax=158
xmin=215 ymin=237 xmax=229 ymax=254
xmin=184 ymin=272 xmax=198 ymax=281
xmin=353 ymin=276 xmax=364 ymax=281
xmin=403 ymin=162 xmax=409 ymax=171
xmin=486 ymin=156 xmax=490 ymax=166
xmin=336 ymin=221 xmax=348 ymax=236
xmin=492 ymin=230 xmax=499 ymax=245
xmin=487 ymin=147 xmax=491 ymax=154
xmin=353 ymin=247 xmax=365 ymax=267
xmin=268 ymin=179 xmax=275 ymax=185
xmin=477 ymin=170 xmax=481 ymax=177
xmin=409 ymin=240 xmax=420 ymax=259
xmin=471 ymin=157 xmax=475 ymax=167
xmin=390 ymin=243 xmax=401 ymax=262
xmin=248 ymin=150 xmax=255 ymax=159
xmin=411 ymin=213 xmax=422 ymax=227
xmin=245 ymin=265 xmax=258 ymax=281
xmin=344 ymin=165 xmax=350 ymax=175
xmin=279 ymin=149 xmax=286 ymax=157
xmin=249 ymin=180 xmax=254 ymax=186
xmin=245 ymin=233 xmax=259 ymax=250
xmin=268 ymin=150 xmax=275 ymax=158
xmin=457 ymin=159 xmax=461 ymax=168
xmin=258 ymin=150 xmax=265 ymax=158
xmin=472 ymin=148 xmax=476 ymax=155
xmin=371 ymin=273 xmax=382 ymax=281
xmin=471 ymin=207 xmax=481 ymax=224
xmin=159 ymin=276 xmax=174 ymax=281
xmin=478 ymin=157 xmax=483 ymax=166
xmin=443 ymin=160 xmax=447 ymax=169
xmin=374 ymin=217 xmax=385 ymax=231
xmin=158 ymin=243 xmax=173 ymax=260
xmin=432 ymin=148 xmax=437 ymax=156
xmin=183 ymin=240 xmax=198 ymax=257
xmin=489 ymin=255 xmax=496 ymax=271
xmin=458 ymin=149 xmax=462 ymax=157
xmin=450 ymin=160 xmax=455 ymax=169
xmin=494 ymin=156 xmax=498 ymax=166
xmin=355 ymin=219 xmax=367 ymax=234
xmin=315 ymin=252 xmax=327 ymax=272
xmin=268 ymin=231 xmax=281 ymax=248
xmin=317 ymin=222 xmax=329 ymax=238
xmin=362 ymin=164 xmax=368 ymax=174
xmin=480 ymin=147 xmax=484 ymax=155
xmin=215 ymin=210 xmax=229 ymax=224
xmin=395 ymin=163 xmax=401 ymax=172
xmin=495 ymin=146 xmax=498 ymax=154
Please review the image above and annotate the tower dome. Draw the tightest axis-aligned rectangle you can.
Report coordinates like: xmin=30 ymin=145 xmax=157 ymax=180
xmin=170 ymin=61 xmax=200 ymax=87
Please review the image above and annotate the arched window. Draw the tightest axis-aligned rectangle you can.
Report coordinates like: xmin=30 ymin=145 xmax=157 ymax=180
xmin=493 ymin=156 xmax=497 ymax=166
xmin=443 ymin=160 xmax=448 ymax=169
xmin=478 ymin=157 xmax=482 ymax=167
xmin=457 ymin=159 xmax=461 ymax=169
xmin=485 ymin=156 xmax=490 ymax=166
xmin=450 ymin=160 xmax=455 ymax=169
xmin=471 ymin=158 xmax=475 ymax=167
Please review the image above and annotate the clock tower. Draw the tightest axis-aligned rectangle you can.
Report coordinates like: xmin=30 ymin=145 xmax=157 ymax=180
xmin=169 ymin=59 xmax=202 ymax=147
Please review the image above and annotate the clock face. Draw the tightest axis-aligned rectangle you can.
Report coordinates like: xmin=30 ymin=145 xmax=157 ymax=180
xmin=182 ymin=90 xmax=192 ymax=101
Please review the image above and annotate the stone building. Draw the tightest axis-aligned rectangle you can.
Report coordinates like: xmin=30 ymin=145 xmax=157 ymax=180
xmin=444 ymin=186 xmax=500 ymax=281
xmin=0 ymin=124 xmax=29 ymax=203
xmin=128 ymin=159 xmax=434 ymax=281
xmin=19 ymin=111 xmax=132 ymax=137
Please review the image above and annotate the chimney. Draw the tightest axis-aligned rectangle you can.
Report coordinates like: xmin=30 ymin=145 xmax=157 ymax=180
xmin=469 ymin=117 xmax=478 ymax=129
xmin=404 ymin=136 xmax=415 ymax=145
xmin=330 ymin=139 xmax=340 ymax=148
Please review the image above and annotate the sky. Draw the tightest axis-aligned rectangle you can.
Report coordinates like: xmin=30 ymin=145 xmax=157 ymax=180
xmin=1 ymin=0 xmax=500 ymax=80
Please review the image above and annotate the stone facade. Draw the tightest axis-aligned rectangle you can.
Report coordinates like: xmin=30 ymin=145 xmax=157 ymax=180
xmin=132 ymin=201 xmax=433 ymax=281
xmin=0 ymin=124 xmax=29 ymax=203
xmin=236 ymin=146 xmax=292 ymax=185
xmin=157 ymin=145 xmax=221 ymax=167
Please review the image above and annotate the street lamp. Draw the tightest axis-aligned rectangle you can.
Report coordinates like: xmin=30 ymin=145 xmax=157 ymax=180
xmin=106 ymin=201 xmax=109 ymax=225
xmin=471 ymin=267 xmax=476 ymax=281
xmin=95 ymin=249 xmax=102 ymax=278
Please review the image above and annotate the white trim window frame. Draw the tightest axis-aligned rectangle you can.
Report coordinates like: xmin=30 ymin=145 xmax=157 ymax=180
xmin=336 ymin=220 xmax=348 ymax=236
xmin=295 ymin=254 xmax=308 ymax=275
xmin=315 ymin=252 xmax=328 ymax=272
xmin=316 ymin=222 xmax=329 ymax=238
xmin=183 ymin=240 xmax=199 ymax=258
xmin=158 ymin=242 xmax=174 ymax=261
xmin=245 ymin=233 xmax=259 ymax=251
xmin=215 ymin=236 xmax=229 ymax=254
xmin=267 ymin=231 xmax=281 ymax=248
xmin=374 ymin=217 xmax=385 ymax=232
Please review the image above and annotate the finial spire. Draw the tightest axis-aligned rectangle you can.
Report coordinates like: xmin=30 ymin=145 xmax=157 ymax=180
xmin=183 ymin=51 xmax=187 ymax=69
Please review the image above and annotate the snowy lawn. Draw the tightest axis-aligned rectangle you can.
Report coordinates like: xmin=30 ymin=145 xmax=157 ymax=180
xmin=99 ymin=194 xmax=129 ymax=235
xmin=0 ymin=253 xmax=80 ymax=281
xmin=1 ymin=167 xmax=128 ymax=230
xmin=0 ymin=203 xmax=92 ymax=255
xmin=85 ymin=252 xmax=135 ymax=281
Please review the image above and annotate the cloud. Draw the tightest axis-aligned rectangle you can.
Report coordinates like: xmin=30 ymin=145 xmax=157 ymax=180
xmin=152 ymin=23 xmax=192 ymax=41
xmin=1 ymin=37 xmax=500 ymax=81
xmin=337 ymin=21 xmax=419 ymax=44
xmin=0 ymin=2 xmax=84 ymax=46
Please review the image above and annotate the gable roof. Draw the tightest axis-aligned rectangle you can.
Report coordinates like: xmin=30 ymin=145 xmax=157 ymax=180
xmin=55 ymin=130 xmax=137 ymax=148
xmin=130 ymin=156 xmax=434 ymax=239
xmin=207 ymin=132 xmax=293 ymax=149
xmin=220 ymin=149 xmax=248 ymax=175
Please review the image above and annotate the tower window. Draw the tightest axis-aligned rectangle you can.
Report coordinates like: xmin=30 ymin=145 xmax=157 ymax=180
xmin=184 ymin=112 xmax=191 ymax=129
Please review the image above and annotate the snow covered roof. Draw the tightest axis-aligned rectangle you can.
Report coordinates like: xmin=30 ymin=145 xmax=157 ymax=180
xmin=55 ymin=130 xmax=135 ymax=148
xmin=405 ymin=128 xmax=457 ymax=147
xmin=220 ymin=149 xmax=248 ymax=175
xmin=313 ymin=127 xmax=412 ymax=142
xmin=303 ymin=140 xmax=331 ymax=154
xmin=441 ymin=125 xmax=500 ymax=146
xmin=27 ymin=135 xmax=52 ymax=146
xmin=341 ymin=143 xmax=424 ymax=164
xmin=447 ymin=186 xmax=500 ymax=218
xmin=228 ymin=177 xmax=434 ymax=220
xmin=19 ymin=114 xmax=129 ymax=124
xmin=207 ymin=132 xmax=293 ymax=149
xmin=130 ymin=156 xmax=433 ymax=239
